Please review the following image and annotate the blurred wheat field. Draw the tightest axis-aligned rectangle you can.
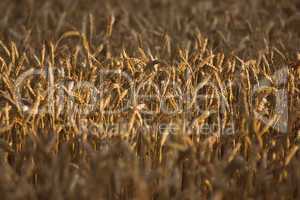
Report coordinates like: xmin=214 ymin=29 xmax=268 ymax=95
xmin=0 ymin=0 xmax=300 ymax=199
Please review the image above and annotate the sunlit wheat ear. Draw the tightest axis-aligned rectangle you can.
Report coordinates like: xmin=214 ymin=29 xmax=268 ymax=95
xmin=285 ymin=145 xmax=299 ymax=166
xmin=106 ymin=14 xmax=115 ymax=38
xmin=0 ymin=40 xmax=10 ymax=57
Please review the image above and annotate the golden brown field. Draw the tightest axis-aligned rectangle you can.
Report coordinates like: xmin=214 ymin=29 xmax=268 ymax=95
xmin=0 ymin=0 xmax=300 ymax=199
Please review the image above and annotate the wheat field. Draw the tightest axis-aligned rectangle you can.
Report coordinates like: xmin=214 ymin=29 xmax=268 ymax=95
xmin=0 ymin=0 xmax=300 ymax=199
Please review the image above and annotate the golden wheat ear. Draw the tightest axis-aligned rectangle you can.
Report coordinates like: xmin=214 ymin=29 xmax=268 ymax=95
xmin=289 ymin=53 xmax=300 ymax=70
